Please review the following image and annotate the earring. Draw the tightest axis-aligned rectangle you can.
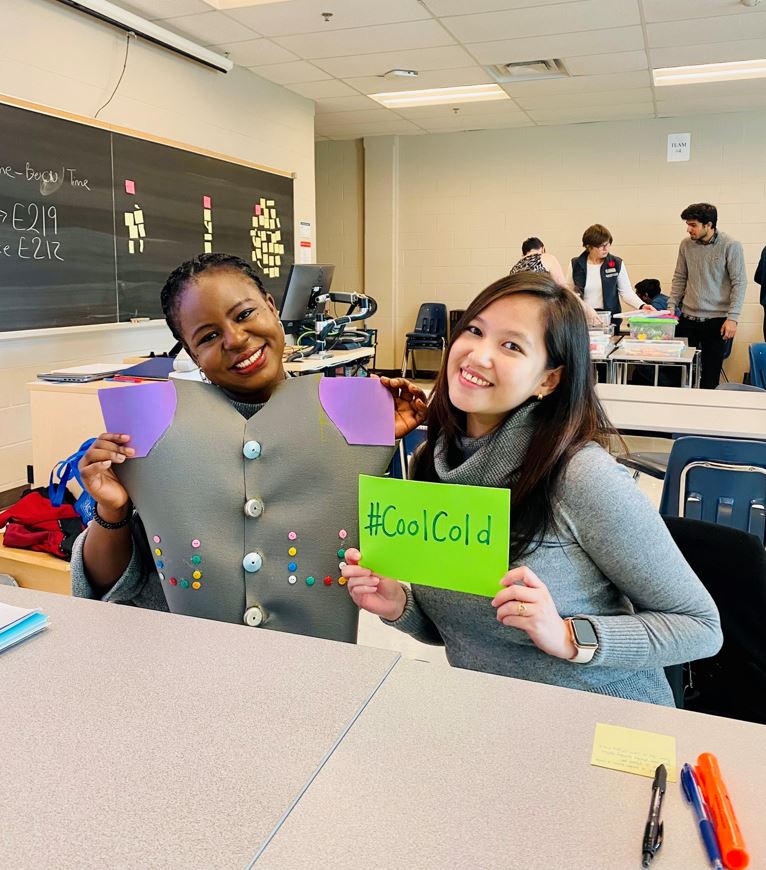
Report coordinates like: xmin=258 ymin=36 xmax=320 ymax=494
xmin=537 ymin=391 xmax=544 ymax=401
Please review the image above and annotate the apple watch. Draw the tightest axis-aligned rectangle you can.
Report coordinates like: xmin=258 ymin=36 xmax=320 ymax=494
xmin=565 ymin=617 xmax=598 ymax=663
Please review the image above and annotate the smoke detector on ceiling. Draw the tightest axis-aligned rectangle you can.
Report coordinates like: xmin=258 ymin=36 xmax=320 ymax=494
xmin=485 ymin=59 xmax=569 ymax=83
xmin=382 ymin=69 xmax=419 ymax=79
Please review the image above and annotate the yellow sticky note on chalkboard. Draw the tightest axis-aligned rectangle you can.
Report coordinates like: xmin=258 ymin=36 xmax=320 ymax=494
xmin=591 ymin=723 xmax=677 ymax=781
xmin=124 ymin=212 xmax=134 ymax=226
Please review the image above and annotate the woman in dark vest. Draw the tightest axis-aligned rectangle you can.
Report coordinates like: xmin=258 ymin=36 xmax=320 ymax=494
xmin=568 ymin=224 xmax=654 ymax=324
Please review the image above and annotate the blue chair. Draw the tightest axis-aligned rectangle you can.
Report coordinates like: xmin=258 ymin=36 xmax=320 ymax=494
xmin=659 ymin=436 xmax=766 ymax=543
xmin=401 ymin=303 xmax=447 ymax=378
xmin=749 ymin=342 xmax=766 ymax=389
xmin=389 ymin=425 xmax=427 ymax=480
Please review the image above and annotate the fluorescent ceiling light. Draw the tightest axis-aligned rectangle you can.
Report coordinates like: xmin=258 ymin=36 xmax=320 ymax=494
xmin=654 ymin=58 xmax=766 ymax=86
xmin=369 ymin=84 xmax=509 ymax=109
xmin=56 ymin=0 xmax=234 ymax=73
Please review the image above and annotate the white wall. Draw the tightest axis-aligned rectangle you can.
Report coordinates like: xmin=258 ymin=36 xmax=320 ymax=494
xmin=0 ymin=0 xmax=316 ymax=491
xmin=357 ymin=111 xmax=766 ymax=376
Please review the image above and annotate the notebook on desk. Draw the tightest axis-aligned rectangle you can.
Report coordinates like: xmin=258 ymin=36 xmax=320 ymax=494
xmin=37 ymin=363 xmax=130 ymax=383
xmin=116 ymin=357 xmax=176 ymax=380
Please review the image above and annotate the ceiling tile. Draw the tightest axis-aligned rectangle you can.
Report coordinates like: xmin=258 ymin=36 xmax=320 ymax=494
xmin=425 ymin=0 xmax=577 ymax=14
xmin=442 ymin=0 xmax=640 ymax=44
xmin=316 ymin=108 xmax=398 ymax=127
xmin=314 ymin=45 xmax=476 ymax=79
xmin=395 ymin=100 xmax=525 ymax=120
xmin=159 ymin=10 xmax=257 ymax=45
xmin=564 ymin=50 xmax=648 ymax=76
xmin=248 ymin=60 xmax=333 ymax=84
xmin=286 ymin=79 xmax=360 ymax=99
xmin=348 ymin=67 xmax=493 ymax=95
xmin=467 ymin=27 xmax=645 ymax=65
xmin=211 ymin=38 xmax=297 ymax=66
xmin=513 ymin=87 xmax=654 ymax=110
xmin=272 ymin=20 xmax=456 ymax=60
xmin=316 ymin=117 xmax=425 ymax=136
xmin=647 ymin=14 xmax=766 ymax=49
xmin=504 ymin=70 xmax=651 ymax=98
xmin=224 ymin=0 xmax=429 ymax=37
xmin=656 ymin=93 xmax=766 ymax=116
xmin=315 ymin=95 xmax=383 ymax=114
xmin=529 ymin=103 xmax=654 ymax=124
xmin=120 ymin=0 xmax=211 ymax=19
xmin=417 ymin=115 xmax=535 ymax=132
xmin=649 ymin=38 xmax=766 ymax=69
xmin=642 ymin=0 xmax=766 ymax=24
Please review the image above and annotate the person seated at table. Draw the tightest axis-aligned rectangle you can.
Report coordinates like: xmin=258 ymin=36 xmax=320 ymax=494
xmin=568 ymin=224 xmax=655 ymax=325
xmin=342 ymin=272 xmax=722 ymax=706
xmin=71 ymin=253 xmax=426 ymax=643
xmin=635 ymin=277 xmax=678 ymax=315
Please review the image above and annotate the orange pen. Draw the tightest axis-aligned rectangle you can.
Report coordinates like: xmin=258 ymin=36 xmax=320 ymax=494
xmin=696 ymin=753 xmax=750 ymax=870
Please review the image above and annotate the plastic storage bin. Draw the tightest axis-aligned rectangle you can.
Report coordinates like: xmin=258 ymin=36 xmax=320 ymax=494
xmin=620 ymin=338 xmax=685 ymax=358
xmin=628 ymin=316 xmax=678 ymax=340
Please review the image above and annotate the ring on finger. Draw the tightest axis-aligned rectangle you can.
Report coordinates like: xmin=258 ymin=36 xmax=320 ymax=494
xmin=516 ymin=602 xmax=527 ymax=617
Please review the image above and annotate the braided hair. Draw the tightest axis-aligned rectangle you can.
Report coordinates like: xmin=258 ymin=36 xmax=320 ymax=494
xmin=160 ymin=253 xmax=267 ymax=342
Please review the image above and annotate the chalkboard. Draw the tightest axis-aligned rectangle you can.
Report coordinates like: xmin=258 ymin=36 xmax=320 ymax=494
xmin=0 ymin=100 xmax=294 ymax=332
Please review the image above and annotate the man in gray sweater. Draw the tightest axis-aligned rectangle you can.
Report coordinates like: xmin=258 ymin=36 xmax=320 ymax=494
xmin=670 ymin=202 xmax=747 ymax=388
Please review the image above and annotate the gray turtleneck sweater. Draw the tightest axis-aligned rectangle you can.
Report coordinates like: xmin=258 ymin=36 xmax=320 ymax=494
xmin=387 ymin=403 xmax=722 ymax=707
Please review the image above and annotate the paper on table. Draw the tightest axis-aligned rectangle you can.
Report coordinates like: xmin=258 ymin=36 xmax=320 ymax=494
xmin=591 ymin=723 xmax=677 ymax=781
xmin=318 ymin=378 xmax=394 ymax=446
xmin=98 ymin=381 xmax=177 ymax=457
xmin=358 ymin=475 xmax=510 ymax=597
xmin=0 ymin=601 xmax=40 ymax=631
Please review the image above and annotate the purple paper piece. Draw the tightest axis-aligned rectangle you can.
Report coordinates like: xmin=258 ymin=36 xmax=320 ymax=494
xmin=98 ymin=382 xmax=177 ymax=458
xmin=319 ymin=378 xmax=395 ymax=446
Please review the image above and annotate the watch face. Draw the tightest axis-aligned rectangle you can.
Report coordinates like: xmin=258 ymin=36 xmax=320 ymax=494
xmin=572 ymin=618 xmax=598 ymax=647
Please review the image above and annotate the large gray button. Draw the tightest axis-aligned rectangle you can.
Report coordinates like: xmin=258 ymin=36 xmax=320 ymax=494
xmin=242 ymin=551 xmax=263 ymax=573
xmin=243 ymin=440 xmax=262 ymax=460
xmin=244 ymin=498 xmax=264 ymax=518
xmin=243 ymin=605 xmax=266 ymax=627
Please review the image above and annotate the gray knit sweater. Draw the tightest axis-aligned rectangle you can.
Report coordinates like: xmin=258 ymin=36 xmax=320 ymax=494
xmin=387 ymin=403 xmax=723 ymax=706
xmin=669 ymin=230 xmax=747 ymax=321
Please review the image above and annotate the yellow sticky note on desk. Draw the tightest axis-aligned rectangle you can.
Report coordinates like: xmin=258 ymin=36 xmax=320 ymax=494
xmin=591 ymin=723 xmax=677 ymax=781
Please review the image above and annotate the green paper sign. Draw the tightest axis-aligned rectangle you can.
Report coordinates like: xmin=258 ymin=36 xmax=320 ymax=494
xmin=358 ymin=474 xmax=510 ymax=598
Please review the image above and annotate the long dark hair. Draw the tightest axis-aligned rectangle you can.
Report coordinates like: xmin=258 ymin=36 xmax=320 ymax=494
xmin=415 ymin=272 xmax=613 ymax=562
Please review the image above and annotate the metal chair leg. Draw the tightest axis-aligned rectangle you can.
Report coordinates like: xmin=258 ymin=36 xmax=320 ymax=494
xmin=401 ymin=347 xmax=410 ymax=378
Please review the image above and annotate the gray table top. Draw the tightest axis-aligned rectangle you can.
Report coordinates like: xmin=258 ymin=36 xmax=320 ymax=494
xmin=0 ymin=587 xmax=398 ymax=870
xmin=256 ymin=659 xmax=766 ymax=870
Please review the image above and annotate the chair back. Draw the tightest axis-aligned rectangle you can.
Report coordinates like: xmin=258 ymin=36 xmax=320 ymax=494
xmin=663 ymin=516 xmax=766 ymax=723
xmin=659 ymin=436 xmax=766 ymax=542
xmin=413 ymin=303 xmax=447 ymax=338
xmin=749 ymin=342 xmax=766 ymax=389
xmin=388 ymin=426 xmax=427 ymax=480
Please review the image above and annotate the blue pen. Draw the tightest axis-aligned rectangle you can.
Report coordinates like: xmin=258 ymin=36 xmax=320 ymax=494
xmin=681 ymin=763 xmax=724 ymax=869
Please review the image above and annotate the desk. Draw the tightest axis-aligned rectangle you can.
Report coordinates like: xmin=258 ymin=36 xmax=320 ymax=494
xmin=610 ymin=345 xmax=701 ymax=388
xmin=283 ymin=346 xmax=375 ymax=375
xmin=0 ymin=587 xmax=398 ymax=869
xmin=597 ymin=383 xmax=766 ymax=439
xmin=0 ymin=532 xmax=70 ymax=594
xmin=255 ymin=659 xmax=766 ymax=870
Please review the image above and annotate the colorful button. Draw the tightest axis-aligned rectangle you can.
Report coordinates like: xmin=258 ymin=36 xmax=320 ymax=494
xmin=323 ymin=576 xmax=332 ymax=586
xmin=157 ymin=560 xmax=164 ymax=569
xmin=337 ymin=548 xmax=346 ymax=559
xmin=288 ymin=531 xmax=297 ymax=541
xmin=244 ymin=498 xmax=264 ymax=518
xmin=192 ymin=570 xmax=202 ymax=580
xmin=191 ymin=538 xmax=201 ymax=548
xmin=243 ymin=552 xmax=263 ymax=573
xmin=287 ymin=561 xmax=297 ymax=572
xmin=192 ymin=581 xmax=201 ymax=590
xmin=169 ymin=577 xmax=177 ymax=586
xmin=154 ymin=548 xmax=162 ymax=556
xmin=305 ymin=576 xmax=315 ymax=586
xmin=338 ymin=577 xmax=347 ymax=586
xmin=338 ymin=561 xmax=347 ymax=570
xmin=288 ymin=575 xmax=297 ymax=585
xmin=191 ymin=555 xmax=202 ymax=565
xmin=180 ymin=579 xmax=190 ymax=589
xmin=338 ymin=529 xmax=348 ymax=540
xmin=152 ymin=535 xmax=161 ymax=544
xmin=243 ymin=605 xmax=265 ymax=627
xmin=158 ymin=572 xmax=165 ymax=581
xmin=243 ymin=440 xmax=262 ymax=460
xmin=288 ymin=547 xmax=297 ymax=556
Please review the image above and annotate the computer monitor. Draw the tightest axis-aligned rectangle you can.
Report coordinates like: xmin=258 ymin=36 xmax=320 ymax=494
xmin=279 ymin=264 xmax=335 ymax=336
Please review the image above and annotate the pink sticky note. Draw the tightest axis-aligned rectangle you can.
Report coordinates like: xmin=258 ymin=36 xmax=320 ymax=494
xmin=98 ymin=382 xmax=177 ymax=458
xmin=318 ymin=378 xmax=394 ymax=446
xmin=124 ymin=179 xmax=135 ymax=195
xmin=203 ymin=195 xmax=211 ymax=208
xmin=254 ymin=204 xmax=262 ymax=215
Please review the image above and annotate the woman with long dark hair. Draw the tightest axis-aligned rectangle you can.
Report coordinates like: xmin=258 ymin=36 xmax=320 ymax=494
xmin=343 ymin=272 xmax=721 ymax=706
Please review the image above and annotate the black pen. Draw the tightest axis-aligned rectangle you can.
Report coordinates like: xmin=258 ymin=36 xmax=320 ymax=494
xmin=642 ymin=764 xmax=667 ymax=867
